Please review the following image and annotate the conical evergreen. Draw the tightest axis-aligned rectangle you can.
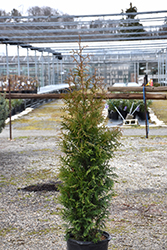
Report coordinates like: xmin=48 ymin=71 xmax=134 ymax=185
xmin=0 ymin=94 xmax=8 ymax=133
xmin=59 ymin=42 xmax=121 ymax=243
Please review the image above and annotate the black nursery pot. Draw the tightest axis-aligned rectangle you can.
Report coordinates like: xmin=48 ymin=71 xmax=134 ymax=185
xmin=67 ymin=231 xmax=111 ymax=250
xmin=108 ymin=110 xmax=118 ymax=120
xmin=137 ymin=111 xmax=150 ymax=120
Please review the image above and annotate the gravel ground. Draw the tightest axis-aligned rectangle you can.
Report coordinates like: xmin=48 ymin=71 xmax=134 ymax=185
xmin=0 ymin=100 xmax=167 ymax=250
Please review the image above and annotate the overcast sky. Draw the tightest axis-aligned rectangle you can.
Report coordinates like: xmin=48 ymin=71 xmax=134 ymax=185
xmin=1 ymin=0 xmax=167 ymax=15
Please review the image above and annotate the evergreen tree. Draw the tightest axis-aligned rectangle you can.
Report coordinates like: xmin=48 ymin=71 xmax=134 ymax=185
xmin=120 ymin=2 xmax=146 ymax=37
xmin=0 ymin=94 xmax=8 ymax=134
xmin=59 ymin=41 xmax=121 ymax=242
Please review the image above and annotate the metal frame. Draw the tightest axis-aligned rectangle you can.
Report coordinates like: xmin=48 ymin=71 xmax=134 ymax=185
xmin=0 ymin=10 xmax=167 ymax=86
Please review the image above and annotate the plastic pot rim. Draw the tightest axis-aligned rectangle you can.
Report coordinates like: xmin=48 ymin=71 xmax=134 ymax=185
xmin=67 ymin=231 xmax=111 ymax=246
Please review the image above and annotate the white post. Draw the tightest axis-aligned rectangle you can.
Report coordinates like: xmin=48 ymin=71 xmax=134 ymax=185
xmin=52 ymin=55 xmax=55 ymax=85
xmin=134 ymin=62 xmax=136 ymax=82
xmin=41 ymin=52 xmax=44 ymax=87
xmin=17 ymin=45 xmax=20 ymax=76
xmin=165 ymin=48 xmax=167 ymax=83
xmin=61 ymin=60 xmax=63 ymax=84
xmin=27 ymin=48 xmax=29 ymax=78
xmin=137 ymin=62 xmax=139 ymax=83
xmin=6 ymin=44 xmax=9 ymax=77
xmin=34 ymin=50 xmax=37 ymax=78
xmin=158 ymin=52 xmax=160 ymax=84
xmin=57 ymin=58 xmax=59 ymax=84
xmin=48 ymin=53 xmax=50 ymax=85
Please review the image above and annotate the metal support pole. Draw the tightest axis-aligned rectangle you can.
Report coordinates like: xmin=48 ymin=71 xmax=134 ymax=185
xmin=163 ymin=49 xmax=165 ymax=82
xmin=158 ymin=52 xmax=160 ymax=84
xmin=162 ymin=51 xmax=164 ymax=84
xmin=134 ymin=62 xmax=136 ymax=82
xmin=104 ymin=55 xmax=107 ymax=85
xmin=143 ymin=86 xmax=148 ymax=138
xmin=9 ymin=78 xmax=12 ymax=140
xmin=27 ymin=48 xmax=29 ymax=78
xmin=98 ymin=61 xmax=100 ymax=77
xmin=17 ymin=45 xmax=20 ymax=76
xmin=160 ymin=51 xmax=163 ymax=85
xmin=52 ymin=55 xmax=55 ymax=85
xmin=137 ymin=62 xmax=139 ymax=83
xmin=41 ymin=52 xmax=44 ymax=87
xmin=146 ymin=62 xmax=148 ymax=75
xmin=57 ymin=58 xmax=59 ymax=84
xmin=34 ymin=50 xmax=37 ymax=78
xmin=61 ymin=60 xmax=63 ymax=84
xmin=48 ymin=53 xmax=50 ymax=85
xmin=165 ymin=48 xmax=167 ymax=83
xmin=6 ymin=44 xmax=9 ymax=77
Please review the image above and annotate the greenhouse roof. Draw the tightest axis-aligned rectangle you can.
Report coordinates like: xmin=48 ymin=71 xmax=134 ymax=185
xmin=0 ymin=10 xmax=167 ymax=55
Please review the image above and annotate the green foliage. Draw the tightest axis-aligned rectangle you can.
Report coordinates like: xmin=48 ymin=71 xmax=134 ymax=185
xmin=153 ymin=82 xmax=160 ymax=87
xmin=107 ymin=99 xmax=135 ymax=112
xmin=5 ymin=99 xmax=24 ymax=114
xmin=135 ymin=100 xmax=152 ymax=112
xmin=59 ymin=42 xmax=121 ymax=242
xmin=0 ymin=94 xmax=9 ymax=133
xmin=12 ymin=99 xmax=23 ymax=108
xmin=107 ymin=99 xmax=121 ymax=111
xmin=107 ymin=99 xmax=152 ymax=113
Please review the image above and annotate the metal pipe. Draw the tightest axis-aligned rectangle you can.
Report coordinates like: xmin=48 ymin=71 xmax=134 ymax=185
xmin=34 ymin=50 xmax=37 ymax=78
xmin=48 ymin=53 xmax=50 ymax=85
xmin=6 ymin=44 xmax=9 ymax=77
xmin=131 ymin=104 xmax=140 ymax=115
xmin=8 ymin=78 xmax=12 ymax=140
xmin=166 ymin=48 xmax=167 ymax=82
xmin=0 ymin=10 xmax=166 ymax=21
xmin=61 ymin=60 xmax=63 ymax=84
xmin=113 ymin=105 xmax=125 ymax=120
xmin=27 ymin=48 xmax=29 ymax=78
xmin=52 ymin=55 xmax=55 ymax=85
xmin=137 ymin=62 xmax=139 ymax=83
xmin=129 ymin=102 xmax=134 ymax=114
xmin=143 ymin=86 xmax=148 ymax=138
xmin=163 ymin=49 xmax=165 ymax=82
xmin=158 ymin=52 xmax=160 ymax=84
xmin=17 ymin=45 xmax=20 ymax=76
xmin=41 ymin=52 xmax=44 ymax=87
xmin=57 ymin=58 xmax=59 ymax=84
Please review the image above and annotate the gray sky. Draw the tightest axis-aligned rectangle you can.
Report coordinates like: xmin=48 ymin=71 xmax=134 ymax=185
xmin=1 ymin=0 xmax=167 ymax=15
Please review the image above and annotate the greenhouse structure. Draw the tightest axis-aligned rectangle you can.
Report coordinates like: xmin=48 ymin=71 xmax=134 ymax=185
xmin=0 ymin=10 xmax=167 ymax=88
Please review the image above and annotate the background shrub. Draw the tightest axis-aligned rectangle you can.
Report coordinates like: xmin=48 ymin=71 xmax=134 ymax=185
xmin=0 ymin=94 xmax=9 ymax=133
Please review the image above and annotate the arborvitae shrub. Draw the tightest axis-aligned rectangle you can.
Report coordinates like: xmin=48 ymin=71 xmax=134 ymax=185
xmin=59 ymin=42 xmax=121 ymax=243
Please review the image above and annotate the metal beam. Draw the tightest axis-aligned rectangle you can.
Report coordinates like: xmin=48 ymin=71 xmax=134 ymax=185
xmin=0 ymin=10 xmax=166 ymax=20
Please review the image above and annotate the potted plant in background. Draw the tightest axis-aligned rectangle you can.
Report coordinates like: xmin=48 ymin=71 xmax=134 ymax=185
xmin=59 ymin=42 xmax=121 ymax=250
xmin=107 ymin=99 xmax=119 ymax=120
xmin=107 ymin=99 xmax=152 ymax=121
xmin=118 ymin=99 xmax=129 ymax=119
xmin=135 ymin=100 xmax=152 ymax=120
